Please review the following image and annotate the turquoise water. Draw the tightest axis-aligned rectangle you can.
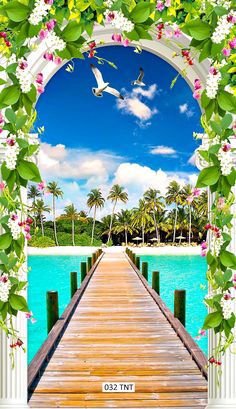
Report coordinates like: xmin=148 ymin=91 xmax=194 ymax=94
xmin=140 ymin=255 xmax=208 ymax=355
xmin=28 ymin=255 xmax=90 ymax=363
xmin=28 ymin=254 xmax=208 ymax=363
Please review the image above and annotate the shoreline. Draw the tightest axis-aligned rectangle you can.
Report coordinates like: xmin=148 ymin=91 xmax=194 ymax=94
xmin=28 ymin=245 xmax=201 ymax=256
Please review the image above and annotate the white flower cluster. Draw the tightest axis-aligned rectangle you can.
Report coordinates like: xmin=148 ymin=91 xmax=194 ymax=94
xmin=15 ymin=63 xmax=32 ymax=93
xmin=206 ymin=71 xmax=221 ymax=99
xmin=211 ymin=12 xmax=236 ymax=44
xmin=104 ymin=0 xmax=115 ymax=7
xmin=46 ymin=31 xmax=66 ymax=52
xmin=29 ymin=0 xmax=52 ymax=26
xmin=7 ymin=216 xmax=21 ymax=240
xmin=220 ymin=297 xmax=233 ymax=320
xmin=104 ymin=10 xmax=134 ymax=32
xmin=211 ymin=234 xmax=224 ymax=257
xmin=0 ymin=275 xmax=11 ymax=303
xmin=5 ymin=142 xmax=19 ymax=170
xmin=208 ymin=0 xmax=231 ymax=7
xmin=218 ymin=146 xmax=233 ymax=176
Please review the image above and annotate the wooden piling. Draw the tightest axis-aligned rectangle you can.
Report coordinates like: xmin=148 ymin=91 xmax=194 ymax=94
xmin=142 ymin=261 xmax=148 ymax=281
xmin=152 ymin=271 xmax=160 ymax=295
xmin=135 ymin=256 xmax=140 ymax=270
xmin=174 ymin=289 xmax=186 ymax=327
xmin=81 ymin=261 xmax=87 ymax=282
xmin=46 ymin=291 xmax=59 ymax=334
xmin=92 ymin=253 xmax=96 ymax=265
xmin=87 ymin=256 xmax=92 ymax=272
xmin=70 ymin=272 xmax=77 ymax=298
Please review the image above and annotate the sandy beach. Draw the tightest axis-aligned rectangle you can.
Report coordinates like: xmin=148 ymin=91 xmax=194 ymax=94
xmin=28 ymin=245 xmax=201 ymax=256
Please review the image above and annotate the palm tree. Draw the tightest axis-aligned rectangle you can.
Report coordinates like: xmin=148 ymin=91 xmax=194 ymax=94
xmin=87 ymin=188 xmax=105 ymax=245
xmin=28 ymin=184 xmax=41 ymax=228
xmin=181 ymin=184 xmax=193 ymax=245
xmin=166 ymin=181 xmax=182 ymax=243
xmin=59 ymin=204 xmax=79 ymax=246
xmin=132 ymin=199 xmax=153 ymax=244
xmin=113 ymin=209 xmax=134 ymax=245
xmin=176 ymin=207 xmax=188 ymax=244
xmin=47 ymin=181 xmax=63 ymax=246
xmin=107 ymin=184 xmax=128 ymax=243
xmin=32 ymin=199 xmax=51 ymax=236
xmin=144 ymin=188 xmax=165 ymax=243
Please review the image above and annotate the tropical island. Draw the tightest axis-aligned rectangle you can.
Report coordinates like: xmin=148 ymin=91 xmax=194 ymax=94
xmin=28 ymin=180 xmax=207 ymax=248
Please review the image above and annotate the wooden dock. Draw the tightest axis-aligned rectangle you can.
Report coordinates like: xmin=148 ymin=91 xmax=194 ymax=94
xmin=29 ymin=251 xmax=207 ymax=408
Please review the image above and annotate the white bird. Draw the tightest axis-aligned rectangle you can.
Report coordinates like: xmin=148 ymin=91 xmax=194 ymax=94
xmin=90 ymin=64 xmax=124 ymax=99
xmin=131 ymin=67 xmax=145 ymax=86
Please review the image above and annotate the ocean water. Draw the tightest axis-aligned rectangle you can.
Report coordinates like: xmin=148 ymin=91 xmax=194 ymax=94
xmin=139 ymin=255 xmax=208 ymax=355
xmin=28 ymin=254 xmax=208 ymax=363
xmin=28 ymin=255 xmax=90 ymax=363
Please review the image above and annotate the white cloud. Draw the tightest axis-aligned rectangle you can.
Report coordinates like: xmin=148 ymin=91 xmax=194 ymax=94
xmin=188 ymin=152 xmax=197 ymax=166
xmin=116 ymin=84 xmax=158 ymax=125
xmin=132 ymin=84 xmax=157 ymax=100
xmin=150 ymin=145 xmax=177 ymax=156
xmin=179 ymin=103 xmax=194 ymax=118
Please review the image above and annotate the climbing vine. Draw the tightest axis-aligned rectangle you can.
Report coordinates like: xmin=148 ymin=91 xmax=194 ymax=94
xmin=0 ymin=0 xmax=236 ymax=369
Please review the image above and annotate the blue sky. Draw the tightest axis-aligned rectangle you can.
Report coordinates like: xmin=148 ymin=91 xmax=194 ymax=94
xmin=36 ymin=45 xmax=202 ymax=216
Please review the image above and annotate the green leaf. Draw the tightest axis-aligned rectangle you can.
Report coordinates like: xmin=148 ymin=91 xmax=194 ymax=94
xmin=203 ymin=311 xmax=222 ymax=329
xmin=210 ymin=120 xmax=221 ymax=134
xmin=220 ymin=250 xmax=236 ymax=269
xmin=199 ymin=39 xmax=212 ymax=62
xmin=218 ymin=91 xmax=236 ymax=113
xmin=5 ymin=108 xmax=16 ymax=123
xmin=6 ymin=63 xmax=18 ymax=74
xmin=196 ymin=166 xmax=220 ymax=188
xmin=9 ymin=294 xmax=29 ymax=312
xmin=221 ymin=113 xmax=232 ymax=129
xmin=0 ymin=85 xmax=21 ymax=108
xmin=223 ymin=270 xmax=232 ymax=282
xmin=184 ymin=19 xmax=212 ymax=41
xmin=130 ymin=2 xmax=151 ymax=23
xmin=0 ymin=233 xmax=12 ymax=250
xmin=3 ymin=1 xmax=29 ymax=22
xmin=135 ymin=25 xmax=152 ymax=40
xmin=62 ymin=21 xmax=82 ymax=41
xmin=201 ymin=90 xmax=210 ymax=108
xmin=17 ymin=160 xmax=41 ymax=182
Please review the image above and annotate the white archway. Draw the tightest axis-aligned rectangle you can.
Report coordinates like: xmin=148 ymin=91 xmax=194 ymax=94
xmin=0 ymin=25 xmax=236 ymax=409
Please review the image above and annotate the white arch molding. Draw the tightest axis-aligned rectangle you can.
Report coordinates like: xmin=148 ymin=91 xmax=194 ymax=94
xmin=0 ymin=25 xmax=236 ymax=409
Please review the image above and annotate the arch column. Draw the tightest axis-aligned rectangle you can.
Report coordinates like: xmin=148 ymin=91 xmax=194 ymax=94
xmin=196 ymin=137 xmax=236 ymax=409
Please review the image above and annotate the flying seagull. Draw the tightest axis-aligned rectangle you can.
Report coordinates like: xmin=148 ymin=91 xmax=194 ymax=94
xmin=90 ymin=64 xmax=124 ymax=99
xmin=131 ymin=67 xmax=145 ymax=86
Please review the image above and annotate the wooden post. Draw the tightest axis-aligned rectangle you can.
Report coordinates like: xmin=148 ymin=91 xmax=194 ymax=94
xmin=152 ymin=271 xmax=160 ymax=295
xmin=135 ymin=256 xmax=140 ymax=270
xmin=70 ymin=272 xmax=77 ymax=298
xmin=142 ymin=261 xmax=148 ymax=281
xmin=92 ymin=253 xmax=96 ymax=265
xmin=46 ymin=291 xmax=59 ymax=334
xmin=174 ymin=289 xmax=186 ymax=327
xmin=81 ymin=261 xmax=87 ymax=282
xmin=87 ymin=256 xmax=92 ymax=272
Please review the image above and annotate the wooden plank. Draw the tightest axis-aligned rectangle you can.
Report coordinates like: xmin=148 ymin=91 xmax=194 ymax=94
xmin=29 ymin=251 xmax=207 ymax=408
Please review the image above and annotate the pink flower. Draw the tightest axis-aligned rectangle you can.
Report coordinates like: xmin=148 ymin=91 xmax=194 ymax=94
xmin=227 ymin=14 xmax=236 ymax=24
xmin=19 ymin=60 xmax=28 ymax=70
xmin=209 ymin=67 xmax=218 ymax=75
xmin=88 ymin=50 xmax=94 ymax=58
xmin=36 ymin=73 xmax=43 ymax=84
xmin=6 ymin=138 xmax=15 ymax=146
xmin=123 ymin=38 xmax=130 ymax=47
xmin=26 ymin=217 xmax=33 ymax=225
xmin=43 ymin=52 xmax=54 ymax=61
xmin=193 ymin=187 xmax=201 ymax=197
xmin=31 ymin=318 xmax=37 ymax=324
xmin=37 ymin=85 xmax=44 ymax=94
xmin=156 ymin=1 xmax=165 ymax=11
xmin=229 ymin=38 xmax=236 ymax=49
xmin=39 ymin=29 xmax=48 ymax=41
xmin=44 ymin=0 xmax=54 ymax=4
xmin=201 ymin=241 xmax=207 ymax=251
xmin=201 ymin=251 xmax=207 ymax=257
xmin=165 ymin=29 xmax=173 ymax=38
xmin=0 ymin=274 xmax=8 ymax=283
xmin=194 ymin=79 xmax=201 ymax=91
xmin=24 ymin=225 xmax=31 ymax=233
xmin=89 ymin=41 xmax=96 ymax=49
xmin=25 ymin=312 xmax=33 ymax=319
xmin=5 ymin=40 xmax=11 ymax=47
xmin=37 ymin=181 xmax=46 ymax=191
xmin=165 ymin=0 xmax=171 ymax=6
xmin=224 ymin=293 xmax=231 ymax=300
xmin=205 ymin=223 xmax=212 ymax=230
xmin=11 ymin=214 xmax=18 ymax=221
xmin=187 ymin=195 xmax=193 ymax=204
xmin=198 ymin=329 xmax=206 ymax=336
xmin=46 ymin=19 xmax=56 ymax=31
xmin=222 ymin=143 xmax=231 ymax=152
xmin=223 ymin=47 xmax=231 ymax=57
xmin=0 ymin=32 xmax=7 ymax=39
xmin=217 ymin=197 xmax=225 ymax=211
xmin=18 ymin=221 xmax=25 ymax=227
xmin=54 ymin=56 xmax=62 ymax=65
xmin=193 ymin=91 xmax=201 ymax=100
xmin=174 ymin=27 xmax=182 ymax=38
xmin=112 ymin=33 xmax=122 ymax=43
xmin=0 ymin=111 xmax=4 ymax=125
xmin=209 ymin=357 xmax=216 ymax=364
xmin=0 ymin=182 xmax=5 ymax=190
xmin=25 ymin=233 xmax=32 ymax=241
xmin=106 ymin=12 xmax=115 ymax=22
xmin=194 ymin=335 xmax=201 ymax=341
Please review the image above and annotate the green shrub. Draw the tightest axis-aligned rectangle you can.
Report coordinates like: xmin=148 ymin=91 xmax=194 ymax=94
xmin=29 ymin=236 xmax=56 ymax=248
